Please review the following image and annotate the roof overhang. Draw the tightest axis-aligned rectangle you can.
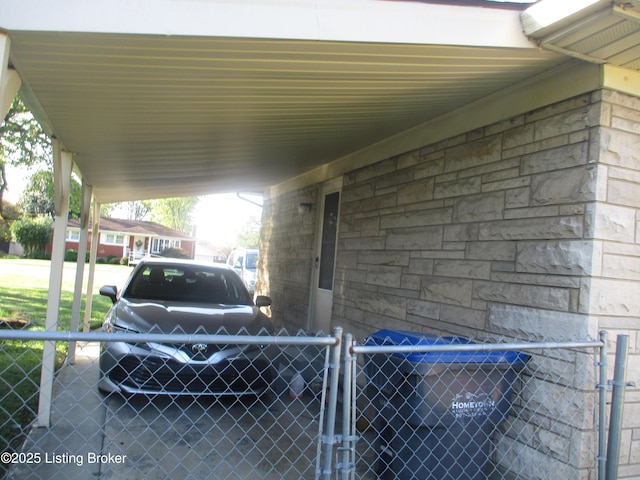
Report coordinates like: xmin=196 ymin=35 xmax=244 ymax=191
xmin=0 ymin=1 xmax=580 ymax=203
xmin=521 ymin=0 xmax=640 ymax=69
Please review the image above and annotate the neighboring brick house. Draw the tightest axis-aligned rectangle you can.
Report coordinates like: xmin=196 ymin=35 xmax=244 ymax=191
xmin=62 ymin=216 xmax=195 ymax=264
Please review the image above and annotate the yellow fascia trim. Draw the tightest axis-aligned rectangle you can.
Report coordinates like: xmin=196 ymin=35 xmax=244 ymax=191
xmin=602 ymin=65 xmax=640 ymax=98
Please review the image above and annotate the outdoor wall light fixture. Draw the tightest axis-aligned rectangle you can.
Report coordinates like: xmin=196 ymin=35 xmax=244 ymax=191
xmin=298 ymin=202 xmax=312 ymax=214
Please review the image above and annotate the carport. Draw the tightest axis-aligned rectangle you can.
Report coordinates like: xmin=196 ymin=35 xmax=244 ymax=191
xmin=1 ymin=0 xmax=552 ymax=423
xmin=2 ymin=2 xmax=640 ymax=477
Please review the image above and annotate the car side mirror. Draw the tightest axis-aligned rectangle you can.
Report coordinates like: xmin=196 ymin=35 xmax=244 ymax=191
xmin=255 ymin=295 xmax=271 ymax=307
xmin=99 ymin=285 xmax=118 ymax=304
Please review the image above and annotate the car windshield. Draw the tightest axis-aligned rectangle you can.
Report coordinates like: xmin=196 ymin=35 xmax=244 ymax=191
xmin=124 ymin=264 xmax=252 ymax=305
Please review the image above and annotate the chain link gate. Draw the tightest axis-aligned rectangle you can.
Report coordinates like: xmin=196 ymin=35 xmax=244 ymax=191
xmin=0 ymin=328 xmax=342 ymax=479
xmin=338 ymin=332 xmax=609 ymax=480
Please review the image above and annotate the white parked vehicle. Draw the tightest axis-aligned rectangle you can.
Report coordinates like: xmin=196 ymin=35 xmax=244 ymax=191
xmin=227 ymin=247 xmax=258 ymax=295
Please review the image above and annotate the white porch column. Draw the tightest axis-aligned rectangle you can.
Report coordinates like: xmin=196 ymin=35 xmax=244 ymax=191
xmin=1 ymin=33 xmax=21 ymax=119
xmin=68 ymin=180 xmax=92 ymax=362
xmin=83 ymin=200 xmax=101 ymax=332
xmin=37 ymin=138 xmax=72 ymax=427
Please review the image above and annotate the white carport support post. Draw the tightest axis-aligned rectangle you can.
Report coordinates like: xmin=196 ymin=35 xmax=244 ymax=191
xmin=83 ymin=200 xmax=101 ymax=332
xmin=37 ymin=139 xmax=72 ymax=427
xmin=1 ymin=33 xmax=21 ymax=119
xmin=68 ymin=180 xmax=92 ymax=363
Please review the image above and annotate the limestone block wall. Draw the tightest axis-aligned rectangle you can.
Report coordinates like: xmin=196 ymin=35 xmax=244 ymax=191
xmin=258 ymin=184 xmax=318 ymax=330
xmin=333 ymin=92 xmax=601 ymax=344
xmin=328 ymin=91 xmax=633 ymax=479
xmin=261 ymin=89 xmax=640 ymax=478
xmin=326 ymin=89 xmax=639 ymax=479
xmin=588 ymin=90 xmax=640 ymax=479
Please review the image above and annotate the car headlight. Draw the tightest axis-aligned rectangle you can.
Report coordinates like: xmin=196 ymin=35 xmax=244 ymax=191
xmin=103 ymin=321 xmax=139 ymax=334
xmin=113 ymin=324 xmax=140 ymax=334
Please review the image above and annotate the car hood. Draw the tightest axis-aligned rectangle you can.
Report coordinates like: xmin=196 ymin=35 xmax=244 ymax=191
xmin=114 ymin=299 xmax=272 ymax=335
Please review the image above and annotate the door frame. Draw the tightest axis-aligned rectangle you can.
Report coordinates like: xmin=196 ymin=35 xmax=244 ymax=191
xmin=308 ymin=176 xmax=343 ymax=332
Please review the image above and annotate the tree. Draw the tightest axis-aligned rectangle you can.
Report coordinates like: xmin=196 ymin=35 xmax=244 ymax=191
xmin=235 ymin=215 xmax=261 ymax=248
xmin=98 ymin=200 xmax=151 ymax=221
xmin=18 ymin=170 xmax=82 ymax=219
xmin=18 ymin=170 xmax=53 ymax=218
xmin=11 ymin=216 xmax=52 ymax=258
xmin=1 ymin=95 xmax=51 ymax=218
xmin=151 ymin=197 xmax=199 ymax=234
xmin=122 ymin=200 xmax=152 ymax=221
xmin=0 ymin=201 xmax=21 ymax=243
xmin=99 ymin=203 xmax=115 ymax=218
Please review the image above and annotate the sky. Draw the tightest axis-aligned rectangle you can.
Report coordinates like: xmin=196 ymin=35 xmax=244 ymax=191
xmin=192 ymin=193 xmax=263 ymax=246
xmin=4 ymin=164 xmax=263 ymax=246
xmin=3 ymin=164 xmax=31 ymax=204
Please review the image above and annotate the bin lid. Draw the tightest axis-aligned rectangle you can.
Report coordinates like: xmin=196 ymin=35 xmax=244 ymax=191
xmin=364 ymin=329 xmax=530 ymax=366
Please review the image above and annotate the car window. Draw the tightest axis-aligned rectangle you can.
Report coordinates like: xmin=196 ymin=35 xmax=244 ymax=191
xmin=245 ymin=253 xmax=257 ymax=270
xmin=125 ymin=264 xmax=252 ymax=305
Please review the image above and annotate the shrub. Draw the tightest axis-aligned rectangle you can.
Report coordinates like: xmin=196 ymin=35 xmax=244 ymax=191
xmin=65 ymin=249 xmax=78 ymax=262
xmin=11 ymin=216 xmax=52 ymax=258
xmin=160 ymin=247 xmax=190 ymax=259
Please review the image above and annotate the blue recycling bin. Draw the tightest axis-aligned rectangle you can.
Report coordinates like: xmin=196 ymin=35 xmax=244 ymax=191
xmin=364 ymin=329 xmax=530 ymax=480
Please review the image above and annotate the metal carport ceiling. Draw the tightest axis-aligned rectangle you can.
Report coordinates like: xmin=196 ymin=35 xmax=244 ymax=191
xmin=1 ymin=0 xmax=569 ymax=204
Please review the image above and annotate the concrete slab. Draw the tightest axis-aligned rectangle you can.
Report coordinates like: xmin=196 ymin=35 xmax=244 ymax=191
xmin=6 ymin=342 xmax=329 ymax=479
xmin=99 ymin=394 xmax=322 ymax=479
xmin=6 ymin=342 xmax=105 ymax=480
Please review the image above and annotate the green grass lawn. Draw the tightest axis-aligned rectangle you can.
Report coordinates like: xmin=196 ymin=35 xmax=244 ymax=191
xmin=0 ymin=257 xmax=132 ymax=330
xmin=0 ymin=258 xmax=133 ymax=465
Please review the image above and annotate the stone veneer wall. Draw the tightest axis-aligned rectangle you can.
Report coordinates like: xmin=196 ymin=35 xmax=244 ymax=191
xmin=258 ymin=184 xmax=318 ymax=330
xmin=331 ymin=93 xmax=603 ymax=479
xmin=589 ymin=89 xmax=640 ymax=479
xmin=260 ymin=89 xmax=640 ymax=478
xmin=333 ymin=92 xmax=602 ymax=343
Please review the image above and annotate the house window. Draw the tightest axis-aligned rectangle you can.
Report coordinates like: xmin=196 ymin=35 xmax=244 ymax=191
xmin=66 ymin=229 xmax=80 ymax=242
xmin=151 ymin=238 xmax=181 ymax=253
xmin=103 ymin=233 xmax=125 ymax=246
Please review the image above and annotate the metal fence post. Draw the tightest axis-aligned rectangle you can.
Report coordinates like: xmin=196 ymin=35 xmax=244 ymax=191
xmin=320 ymin=326 xmax=343 ymax=480
xmin=338 ymin=333 xmax=356 ymax=480
xmin=605 ymin=334 xmax=631 ymax=480
xmin=597 ymin=331 xmax=608 ymax=480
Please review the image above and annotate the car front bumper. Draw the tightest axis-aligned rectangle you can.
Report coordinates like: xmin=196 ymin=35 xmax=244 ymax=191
xmin=99 ymin=341 xmax=274 ymax=396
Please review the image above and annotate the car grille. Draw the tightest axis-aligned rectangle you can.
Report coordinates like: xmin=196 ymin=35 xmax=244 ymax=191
xmin=174 ymin=343 xmax=223 ymax=359
xmin=108 ymin=355 xmax=272 ymax=394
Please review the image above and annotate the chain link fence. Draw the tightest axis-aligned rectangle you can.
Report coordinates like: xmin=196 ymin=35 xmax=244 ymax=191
xmin=0 ymin=325 xmax=622 ymax=480
xmin=0 ymin=327 xmax=340 ymax=480
xmin=340 ymin=331 xmax=609 ymax=480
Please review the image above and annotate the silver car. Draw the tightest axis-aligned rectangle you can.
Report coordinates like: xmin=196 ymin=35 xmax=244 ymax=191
xmin=98 ymin=259 xmax=274 ymax=396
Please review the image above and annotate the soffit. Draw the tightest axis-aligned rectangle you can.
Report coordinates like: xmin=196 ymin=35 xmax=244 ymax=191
xmin=3 ymin=1 xmax=569 ymax=204
xmin=522 ymin=0 xmax=640 ymax=70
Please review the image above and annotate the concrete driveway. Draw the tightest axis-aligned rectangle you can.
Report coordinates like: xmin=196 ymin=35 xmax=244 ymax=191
xmin=7 ymin=342 xmax=326 ymax=480
xmin=100 ymin=391 xmax=322 ymax=479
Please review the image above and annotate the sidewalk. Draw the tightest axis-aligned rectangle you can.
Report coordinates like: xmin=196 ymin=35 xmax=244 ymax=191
xmin=7 ymin=342 xmax=106 ymax=480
